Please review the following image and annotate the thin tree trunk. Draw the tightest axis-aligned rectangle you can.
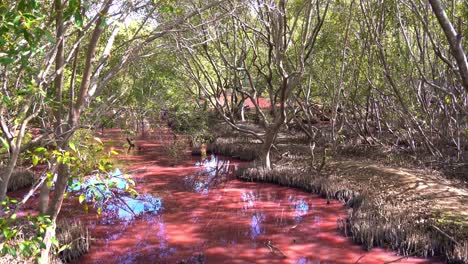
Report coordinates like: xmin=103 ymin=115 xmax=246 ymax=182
xmin=0 ymin=148 xmax=19 ymax=202
xmin=41 ymin=2 xmax=113 ymax=261
xmin=428 ymin=0 xmax=468 ymax=92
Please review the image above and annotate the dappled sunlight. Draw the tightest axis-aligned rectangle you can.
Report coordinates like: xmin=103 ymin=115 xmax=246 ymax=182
xmin=69 ymin=130 xmax=440 ymax=263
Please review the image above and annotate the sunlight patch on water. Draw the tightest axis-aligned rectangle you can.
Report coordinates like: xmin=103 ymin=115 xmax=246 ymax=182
xmin=70 ymin=168 xmax=163 ymax=221
xmin=104 ymin=194 xmax=162 ymax=221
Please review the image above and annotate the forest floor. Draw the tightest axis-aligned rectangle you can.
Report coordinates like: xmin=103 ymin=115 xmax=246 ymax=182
xmin=327 ymin=157 xmax=468 ymax=219
xmin=210 ymin=122 xmax=468 ymax=262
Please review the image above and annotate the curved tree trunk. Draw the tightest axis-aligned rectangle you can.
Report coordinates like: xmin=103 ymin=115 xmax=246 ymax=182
xmin=428 ymin=0 xmax=468 ymax=92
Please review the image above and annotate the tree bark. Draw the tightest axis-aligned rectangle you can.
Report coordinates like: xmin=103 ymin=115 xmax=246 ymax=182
xmin=428 ymin=0 xmax=468 ymax=92
xmin=38 ymin=0 xmax=66 ymax=214
xmin=0 ymin=148 xmax=19 ymax=202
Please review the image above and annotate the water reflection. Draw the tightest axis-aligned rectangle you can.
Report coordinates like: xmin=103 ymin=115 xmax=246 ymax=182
xmin=296 ymin=258 xmax=331 ymax=264
xmin=104 ymin=194 xmax=162 ymax=221
xmin=154 ymin=215 xmax=176 ymax=257
xmin=290 ymin=197 xmax=310 ymax=223
xmin=250 ymin=212 xmax=266 ymax=239
xmin=241 ymin=191 xmax=257 ymax=209
xmin=70 ymin=168 xmax=163 ymax=221
xmin=184 ymin=155 xmax=237 ymax=193
xmin=73 ymin=145 xmax=437 ymax=264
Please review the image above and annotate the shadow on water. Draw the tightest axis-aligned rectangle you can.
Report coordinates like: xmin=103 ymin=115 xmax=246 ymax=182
xmin=69 ymin=132 xmax=440 ymax=264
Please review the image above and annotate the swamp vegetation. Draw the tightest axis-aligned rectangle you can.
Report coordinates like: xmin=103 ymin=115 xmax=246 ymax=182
xmin=0 ymin=0 xmax=467 ymax=263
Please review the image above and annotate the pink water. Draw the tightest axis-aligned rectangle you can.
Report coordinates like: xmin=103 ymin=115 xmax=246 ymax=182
xmin=16 ymin=129 xmax=441 ymax=263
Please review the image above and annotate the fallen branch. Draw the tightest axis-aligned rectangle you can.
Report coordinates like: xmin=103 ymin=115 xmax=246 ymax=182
xmin=430 ymin=224 xmax=460 ymax=246
xmin=354 ymin=254 xmax=366 ymax=263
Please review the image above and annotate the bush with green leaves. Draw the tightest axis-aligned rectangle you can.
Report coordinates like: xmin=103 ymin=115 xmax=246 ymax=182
xmin=0 ymin=198 xmax=54 ymax=260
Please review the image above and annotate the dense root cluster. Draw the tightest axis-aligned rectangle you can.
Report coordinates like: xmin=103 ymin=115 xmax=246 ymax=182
xmin=6 ymin=168 xmax=35 ymax=192
xmin=56 ymin=220 xmax=90 ymax=263
xmin=236 ymin=166 xmax=358 ymax=204
xmin=237 ymin=165 xmax=468 ymax=263
xmin=211 ymin=137 xmax=260 ymax=161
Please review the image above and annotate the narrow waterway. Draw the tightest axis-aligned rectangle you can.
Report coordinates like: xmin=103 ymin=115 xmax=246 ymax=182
xmin=56 ymin=129 xmax=438 ymax=263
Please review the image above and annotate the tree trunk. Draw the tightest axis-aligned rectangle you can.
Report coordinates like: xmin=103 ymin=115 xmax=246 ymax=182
xmin=261 ymin=129 xmax=275 ymax=170
xmin=428 ymin=0 xmax=468 ymax=92
xmin=38 ymin=0 xmax=65 ymax=215
xmin=39 ymin=222 xmax=56 ymax=264
xmin=0 ymin=149 xmax=19 ymax=202
xmin=40 ymin=163 xmax=68 ymax=262
xmin=38 ymin=182 xmax=50 ymax=214
xmin=261 ymin=117 xmax=284 ymax=170
xmin=41 ymin=1 xmax=113 ymax=260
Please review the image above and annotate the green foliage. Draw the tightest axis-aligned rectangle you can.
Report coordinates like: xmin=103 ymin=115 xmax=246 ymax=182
xmin=0 ymin=1 xmax=50 ymax=66
xmin=0 ymin=198 xmax=54 ymax=260
xmin=167 ymin=107 xmax=214 ymax=144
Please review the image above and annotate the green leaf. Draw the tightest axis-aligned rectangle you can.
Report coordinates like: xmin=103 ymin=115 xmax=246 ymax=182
xmin=1 ymin=244 xmax=7 ymax=255
xmin=34 ymin=147 xmax=46 ymax=153
xmin=38 ymin=241 xmax=46 ymax=249
xmin=0 ymin=137 xmax=9 ymax=152
xmin=50 ymin=237 xmax=59 ymax=247
xmin=32 ymin=155 xmax=39 ymax=165
xmin=97 ymin=206 xmax=102 ymax=214
xmin=73 ymin=12 xmax=83 ymax=28
xmin=0 ymin=56 xmax=14 ymax=65
xmin=57 ymin=244 xmax=70 ymax=253
xmin=69 ymin=141 xmax=76 ymax=152
xmin=93 ymin=137 xmax=103 ymax=144
xmin=78 ymin=194 xmax=85 ymax=204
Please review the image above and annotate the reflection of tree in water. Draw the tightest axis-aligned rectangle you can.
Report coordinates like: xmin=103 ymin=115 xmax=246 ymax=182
xmin=250 ymin=212 xmax=266 ymax=239
xmin=289 ymin=196 xmax=310 ymax=224
xmin=70 ymin=168 xmax=163 ymax=222
xmin=241 ymin=191 xmax=257 ymax=210
xmin=153 ymin=215 xmax=176 ymax=258
xmin=241 ymin=191 xmax=265 ymax=239
xmin=104 ymin=194 xmax=163 ymax=221
xmin=296 ymin=257 xmax=331 ymax=264
xmin=184 ymin=155 xmax=236 ymax=193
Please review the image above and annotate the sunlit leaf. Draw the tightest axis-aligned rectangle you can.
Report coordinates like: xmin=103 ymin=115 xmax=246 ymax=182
xmin=32 ymin=155 xmax=39 ymax=165
xmin=0 ymin=137 xmax=9 ymax=152
xmin=78 ymin=194 xmax=85 ymax=204
xmin=69 ymin=141 xmax=76 ymax=152
xmin=93 ymin=137 xmax=103 ymax=144
xmin=50 ymin=237 xmax=59 ymax=247
xmin=34 ymin=147 xmax=46 ymax=153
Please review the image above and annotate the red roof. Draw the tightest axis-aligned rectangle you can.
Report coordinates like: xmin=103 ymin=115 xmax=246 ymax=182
xmin=218 ymin=96 xmax=271 ymax=109
xmin=244 ymin=97 xmax=271 ymax=109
